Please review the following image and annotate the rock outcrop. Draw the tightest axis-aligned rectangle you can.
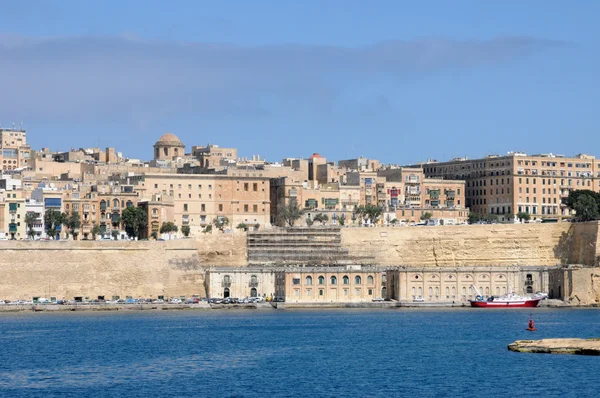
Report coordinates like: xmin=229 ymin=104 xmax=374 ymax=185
xmin=508 ymin=338 xmax=600 ymax=355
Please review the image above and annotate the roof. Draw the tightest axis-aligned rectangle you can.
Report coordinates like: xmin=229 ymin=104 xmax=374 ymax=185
xmin=155 ymin=132 xmax=184 ymax=147
xmin=308 ymin=153 xmax=323 ymax=159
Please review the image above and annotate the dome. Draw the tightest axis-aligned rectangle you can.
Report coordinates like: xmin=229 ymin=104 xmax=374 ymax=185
xmin=155 ymin=132 xmax=184 ymax=147
xmin=308 ymin=153 xmax=323 ymax=159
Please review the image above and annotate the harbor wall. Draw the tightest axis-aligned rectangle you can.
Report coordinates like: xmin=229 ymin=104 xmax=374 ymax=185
xmin=1 ymin=222 xmax=599 ymax=301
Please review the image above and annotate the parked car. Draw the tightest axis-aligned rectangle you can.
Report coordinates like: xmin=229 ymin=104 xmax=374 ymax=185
xmin=152 ymin=299 xmax=165 ymax=304
xmin=125 ymin=298 xmax=137 ymax=304
xmin=169 ymin=298 xmax=182 ymax=304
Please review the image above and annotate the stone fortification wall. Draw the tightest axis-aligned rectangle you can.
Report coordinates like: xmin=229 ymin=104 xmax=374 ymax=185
xmin=0 ymin=234 xmax=247 ymax=301
xmin=341 ymin=222 xmax=600 ymax=267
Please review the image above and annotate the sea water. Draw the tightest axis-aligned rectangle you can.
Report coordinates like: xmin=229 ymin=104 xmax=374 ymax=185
xmin=0 ymin=308 xmax=599 ymax=397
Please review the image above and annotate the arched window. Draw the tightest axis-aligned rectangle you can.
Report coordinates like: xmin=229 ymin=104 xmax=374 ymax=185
xmin=65 ymin=204 xmax=70 ymax=211
xmin=318 ymin=276 xmax=325 ymax=285
xmin=250 ymin=275 xmax=258 ymax=284
xmin=496 ymin=287 xmax=500 ymax=295
xmin=367 ymin=275 xmax=374 ymax=284
xmin=418 ymin=287 xmax=422 ymax=296
xmin=330 ymin=276 xmax=337 ymax=285
xmin=412 ymin=287 xmax=416 ymax=296
xmin=462 ymin=287 xmax=466 ymax=296
xmin=223 ymin=275 xmax=231 ymax=284
xmin=445 ymin=287 xmax=450 ymax=296
xmin=435 ymin=287 xmax=439 ymax=297
xmin=428 ymin=287 xmax=433 ymax=296
xmin=485 ymin=287 xmax=489 ymax=295
xmin=126 ymin=201 xmax=133 ymax=208
xmin=355 ymin=276 xmax=362 ymax=285
xmin=305 ymin=276 xmax=313 ymax=285
xmin=502 ymin=287 xmax=507 ymax=295
xmin=342 ymin=276 xmax=349 ymax=285
xmin=152 ymin=208 xmax=158 ymax=215
xmin=113 ymin=199 xmax=119 ymax=208
xmin=451 ymin=287 xmax=456 ymax=296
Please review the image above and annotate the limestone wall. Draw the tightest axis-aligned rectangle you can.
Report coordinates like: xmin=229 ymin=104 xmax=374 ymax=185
xmin=341 ymin=222 xmax=600 ymax=267
xmin=0 ymin=234 xmax=247 ymax=301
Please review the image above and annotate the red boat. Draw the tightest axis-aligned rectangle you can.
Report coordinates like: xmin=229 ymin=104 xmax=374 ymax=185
xmin=469 ymin=294 xmax=542 ymax=308
xmin=469 ymin=285 xmax=544 ymax=308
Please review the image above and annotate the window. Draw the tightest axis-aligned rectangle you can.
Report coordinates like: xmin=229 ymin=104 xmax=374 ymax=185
xmin=342 ymin=275 xmax=349 ymax=285
xmin=319 ymin=289 xmax=324 ymax=296
xmin=355 ymin=276 xmax=362 ymax=284
xmin=183 ymin=204 xmax=188 ymax=212
xmin=318 ymin=276 xmax=325 ymax=285
xmin=218 ymin=204 xmax=223 ymax=212
xmin=253 ymin=204 xmax=258 ymax=213
xmin=330 ymin=276 xmax=337 ymax=285
xmin=253 ymin=183 xmax=258 ymax=191
xmin=292 ymin=278 xmax=300 ymax=285
xmin=306 ymin=289 xmax=312 ymax=296
xmin=368 ymin=289 xmax=373 ymax=296
xmin=367 ymin=275 xmax=374 ymax=284
xmin=305 ymin=276 xmax=313 ymax=285
xmin=244 ymin=183 xmax=249 ymax=191
xmin=201 ymin=204 xmax=205 ymax=212
xmin=244 ymin=204 xmax=249 ymax=212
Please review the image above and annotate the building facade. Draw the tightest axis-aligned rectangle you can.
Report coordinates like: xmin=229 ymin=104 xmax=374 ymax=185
xmin=205 ymin=269 xmax=277 ymax=299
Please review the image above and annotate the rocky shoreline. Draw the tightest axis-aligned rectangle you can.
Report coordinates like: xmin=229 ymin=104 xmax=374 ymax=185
xmin=508 ymin=338 xmax=600 ymax=355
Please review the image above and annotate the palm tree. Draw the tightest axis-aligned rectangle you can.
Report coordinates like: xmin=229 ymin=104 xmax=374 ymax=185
xmin=25 ymin=212 xmax=38 ymax=240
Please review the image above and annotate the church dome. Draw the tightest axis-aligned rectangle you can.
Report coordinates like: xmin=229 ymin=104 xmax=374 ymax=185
xmin=155 ymin=132 xmax=184 ymax=147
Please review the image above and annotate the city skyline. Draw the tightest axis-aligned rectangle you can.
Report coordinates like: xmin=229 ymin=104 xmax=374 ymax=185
xmin=1 ymin=1 xmax=599 ymax=164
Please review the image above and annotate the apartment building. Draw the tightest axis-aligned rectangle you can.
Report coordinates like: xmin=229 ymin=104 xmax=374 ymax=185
xmin=417 ymin=152 xmax=599 ymax=221
xmin=136 ymin=173 xmax=271 ymax=233
xmin=1 ymin=127 xmax=32 ymax=172
xmin=192 ymin=144 xmax=238 ymax=169
xmin=0 ymin=190 xmax=26 ymax=239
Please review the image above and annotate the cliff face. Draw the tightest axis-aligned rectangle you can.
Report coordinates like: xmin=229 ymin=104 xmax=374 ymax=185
xmin=341 ymin=222 xmax=599 ymax=267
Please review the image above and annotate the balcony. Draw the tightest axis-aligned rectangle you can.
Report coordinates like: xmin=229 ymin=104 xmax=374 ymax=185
xmin=221 ymin=281 xmax=232 ymax=288
xmin=446 ymin=190 xmax=456 ymax=198
xmin=249 ymin=281 xmax=259 ymax=288
xmin=524 ymin=280 xmax=534 ymax=287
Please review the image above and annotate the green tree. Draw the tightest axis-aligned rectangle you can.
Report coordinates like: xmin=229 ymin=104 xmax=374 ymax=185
xmin=468 ymin=213 xmax=481 ymax=224
xmin=213 ymin=216 xmax=229 ymax=232
xmin=202 ymin=225 xmax=213 ymax=234
xmin=277 ymin=198 xmax=302 ymax=227
xmin=254 ymin=223 xmax=260 ymax=231
xmin=160 ymin=221 xmax=178 ymax=235
xmin=564 ymin=189 xmax=600 ymax=209
xmin=181 ymin=225 xmax=191 ymax=237
xmin=482 ymin=214 xmax=499 ymax=223
xmin=305 ymin=217 xmax=314 ymax=227
xmin=389 ymin=218 xmax=398 ymax=225
xmin=420 ymin=212 xmax=433 ymax=221
xmin=44 ymin=209 xmax=66 ymax=240
xmin=111 ymin=230 xmax=120 ymax=240
xmin=236 ymin=222 xmax=248 ymax=231
xmin=573 ymin=193 xmax=599 ymax=222
xmin=354 ymin=205 xmax=382 ymax=225
xmin=121 ymin=206 xmax=148 ymax=239
xmin=91 ymin=222 xmax=101 ymax=240
xmin=65 ymin=212 xmax=82 ymax=240
xmin=338 ymin=213 xmax=346 ymax=226
xmin=516 ymin=211 xmax=530 ymax=222
xmin=313 ymin=213 xmax=329 ymax=225
xmin=25 ymin=212 xmax=38 ymax=240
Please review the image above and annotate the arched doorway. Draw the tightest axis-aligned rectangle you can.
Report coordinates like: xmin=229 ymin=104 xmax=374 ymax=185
xmin=223 ymin=288 xmax=230 ymax=298
xmin=381 ymin=287 xmax=387 ymax=298
xmin=250 ymin=288 xmax=257 ymax=297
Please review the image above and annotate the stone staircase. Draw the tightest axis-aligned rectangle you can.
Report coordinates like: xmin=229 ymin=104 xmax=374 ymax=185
xmin=247 ymin=227 xmax=369 ymax=265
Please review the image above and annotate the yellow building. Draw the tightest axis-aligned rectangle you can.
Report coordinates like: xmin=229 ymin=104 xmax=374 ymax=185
xmin=1 ymin=127 xmax=32 ymax=172
xmin=275 ymin=267 xmax=385 ymax=303
xmin=0 ymin=191 xmax=26 ymax=239
xmin=192 ymin=144 xmax=238 ymax=169
xmin=205 ymin=269 xmax=277 ymax=299
xmin=417 ymin=152 xmax=600 ymax=221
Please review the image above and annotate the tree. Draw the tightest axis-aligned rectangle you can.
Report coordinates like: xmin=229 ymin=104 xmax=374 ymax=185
xmin=121 ymin=206 xmax=148 ymax=239
xmin=338 ymin=213 xmax=346 ymax=226
xmin=305 ymin=217 xmax=314 ymax=227
xmin=254 ymin=223 xmax=260 ymax=231
xmin=516 ymin=211 xmax=530 ymax=222
xmin=181 ymin=226 xmax=191 ymax=237
xmin=236 ymin=222 xmax=248 ymax=231
xmin=65 ymin=212 xmax=82 ymax=240
xmin=389 ymin=218 xmax=398 ymax=225
xmin=160 ymin=221 xmax=178 ymax=235
xmin=25 ymin=212 xmax=38 ymax=240
xmin=564 ymin=189 xmax=600 ymax=209
xmin=91 ymin=222 xmax=101 ymax=240
xmin=44 ymin=209 xmax=66 ymax=240
xmin=468 ymin=213 xmax=481 ymax=224
xmin=202 ymin=225 xmax=213 ymax=234
xmin=277 ymin=198 xmax=302 ymax=227
xmin=482 ymin=214 xmax=499 ymax=223
xmin=573 ymin=193 xmax=599 ymax=222
xmin=354 ymin=205 xmax=382 ymax=225
xmin=420 ymin=212 xmax=433 ymax=221
xmin=213 ymin=216 xmax=229 ymax=232
xmin=111 ymin=230 xmax=120 ymax=240
xmin=313 ymin=213 xmax=329 ymax=225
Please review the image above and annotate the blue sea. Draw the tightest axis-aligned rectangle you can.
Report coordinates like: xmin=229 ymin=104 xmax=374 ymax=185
xmin=0 ymin=308 xmax=599 ymax=397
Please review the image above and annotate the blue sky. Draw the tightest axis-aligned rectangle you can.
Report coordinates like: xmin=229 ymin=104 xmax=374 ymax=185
xmin=0 ymin=0 xmax=598 ymax=164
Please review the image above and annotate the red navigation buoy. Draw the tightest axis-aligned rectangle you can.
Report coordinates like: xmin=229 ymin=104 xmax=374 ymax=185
xmin=526 ymin=317 xmax=537 ymax=332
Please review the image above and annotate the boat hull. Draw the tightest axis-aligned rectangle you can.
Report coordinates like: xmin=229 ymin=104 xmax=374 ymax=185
xmin=469 ymin=299 xmax=541 ymax=308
